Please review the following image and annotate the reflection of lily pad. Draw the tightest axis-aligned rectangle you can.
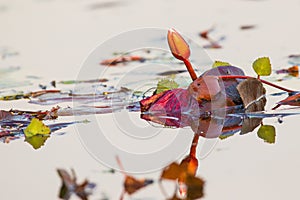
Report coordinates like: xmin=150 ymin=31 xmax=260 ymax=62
xmin=257 ymin=125 xmax=276 ymax=144
xmin=25 ymin=134 xmax=50 ymax=149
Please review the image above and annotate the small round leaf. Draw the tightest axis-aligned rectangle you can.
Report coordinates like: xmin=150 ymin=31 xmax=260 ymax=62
xmin=252 ymin=57 xmax=272 ymax=76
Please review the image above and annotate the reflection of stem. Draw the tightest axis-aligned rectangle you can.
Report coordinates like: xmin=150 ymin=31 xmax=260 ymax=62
xmin=219 ymin=75 xmax=295 ymax=93
xmin=116 ymin=156 xmax=127 ymax=176
xmin=190 ymin=134 xmax=200 ymax=157
xmin=272 ymin=104 xmax=281 ymax=110
xmin=119 ymin=190 xmax=125 ymax=200
xmin=183 ymin=59 xmax=197 ymax=81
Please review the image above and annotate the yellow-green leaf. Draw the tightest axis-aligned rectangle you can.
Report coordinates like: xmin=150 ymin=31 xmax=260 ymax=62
xmin=257 ymin=125 xmax=276 ymax=143
xmin=156 ymin=79 xmax=179 ymax=94
xmin=252 ymin=57 xmax=271 ymax=76
xmin=24 ymin=118 xmax=51 ymax=137
xmin=25 ymin=134 xmax=50 ymax=149
xmin=211 ymin=61 xmax=230 ymax=68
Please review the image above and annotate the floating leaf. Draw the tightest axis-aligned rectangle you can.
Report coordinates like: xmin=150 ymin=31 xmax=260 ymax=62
xmin=276 ymin=92 xmax=300 ymax=107
xmin=25 ymin=134 xmax=50 ymax=149
xmin=59 ymin=79 xmax=108 ymax=84
xmin=24 ymin=118 xmax=51 ymax=137
xmin=236 ymin=78 xmax=266 ymax=134
xmin=199 ymin=27 xmax=224 ymax=49
xmin=211 ymin=61 xmax=230 ymax=68
xmin=257 ymin=125 xmax=276 ymax=143
xmin=167 ymin=28 xmax=190 ymax=61
xmin=199 ymin=27 xmax=214 ymax=40
xmin=100 ymin=55 xmax=145 ymax=66
xmin=275 ymin=65 xmax=298 ymax=77
xmin=156 ymin=78 xmax=179 ymax=94
xmin=240 ymin=25 xmax=256 ymax=30
xmin=252 ymin=57 xmax=272 ymax=76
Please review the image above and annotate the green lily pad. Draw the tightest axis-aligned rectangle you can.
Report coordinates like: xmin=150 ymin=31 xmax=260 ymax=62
xmin=252 ymin=57 xmax=271 ymax=76
xmin=24 ymin=118 xmax=51 ymax=137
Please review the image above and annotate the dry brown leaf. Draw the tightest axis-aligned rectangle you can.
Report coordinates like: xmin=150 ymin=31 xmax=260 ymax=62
xmin=237 ymin=78 xmax=266 ymax=134
xmin=237 ymin=78 xmax=266 ymax=112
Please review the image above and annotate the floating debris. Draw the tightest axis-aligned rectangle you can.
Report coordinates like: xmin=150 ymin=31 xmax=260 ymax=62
xmin=57 ymin=168 xmax=96 ymax=200
xmin=240 ymin=25 xmax=256 ymax=30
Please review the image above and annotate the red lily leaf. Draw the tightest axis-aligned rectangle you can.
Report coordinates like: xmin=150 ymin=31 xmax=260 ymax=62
xmin=167 ymin=28 xmax=190 ymax=61
xmin=277 ymin=93 xmax=300 ymax=107
xmin=275 ymin=65 xmax=299 ymax=77
xmin=140 ymin=66 xmax=247 ymax=137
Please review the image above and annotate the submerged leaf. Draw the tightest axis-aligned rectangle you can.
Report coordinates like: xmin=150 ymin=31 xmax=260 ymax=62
xmin=24 ymin=118 xmax=51 ymax=137
xmin=257 ymin=125 xmax=276 ymax=143
xmin=156 ymin=79 xmax=179 ymax=94
xmin=252 ymin=57 xmax=271 ymax=76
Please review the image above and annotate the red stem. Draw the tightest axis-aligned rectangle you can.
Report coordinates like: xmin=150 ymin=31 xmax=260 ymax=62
xmin=183 ymin=59 xmax=197 ymax=81
xmin=219 ymin=75 xmax=295 ymax=93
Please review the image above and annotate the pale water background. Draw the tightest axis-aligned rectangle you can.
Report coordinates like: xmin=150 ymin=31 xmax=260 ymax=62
xmin=0 ymin=0 xmax=300 ymax=199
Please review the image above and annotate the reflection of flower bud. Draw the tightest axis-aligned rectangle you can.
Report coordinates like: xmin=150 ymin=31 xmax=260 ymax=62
xmin=191 ymin=117 xmax=224 ymax=138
